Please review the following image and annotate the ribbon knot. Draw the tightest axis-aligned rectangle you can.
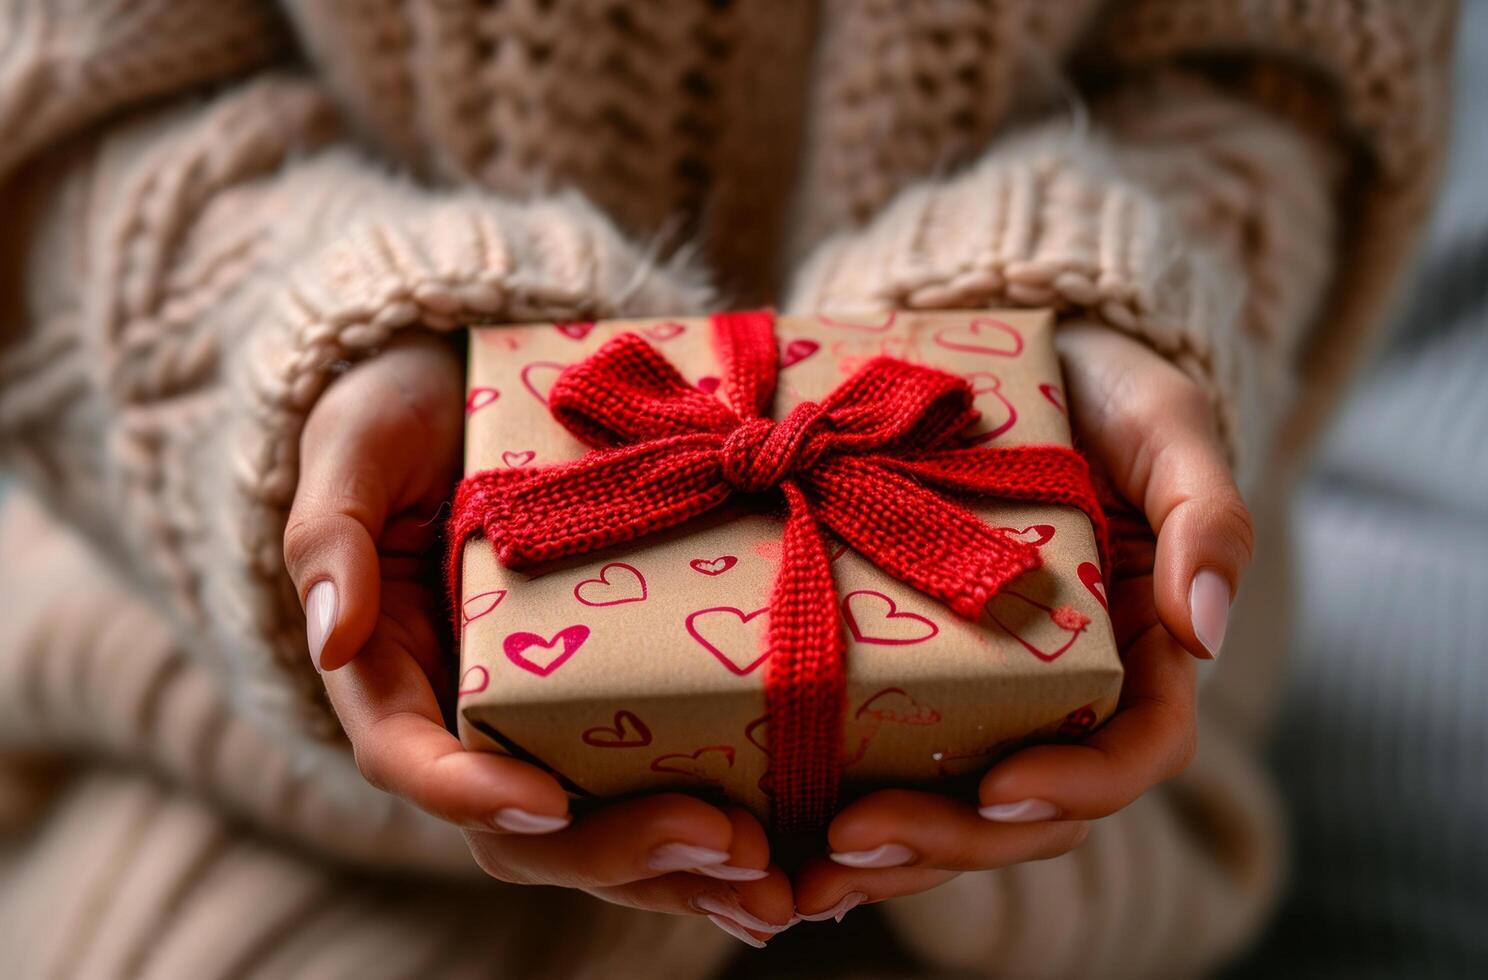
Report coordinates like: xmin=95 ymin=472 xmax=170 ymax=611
xmin=720 ymin=402 xmax=830 ymax=492
xmin=449 ymin=311 xmax=1108 ymax=832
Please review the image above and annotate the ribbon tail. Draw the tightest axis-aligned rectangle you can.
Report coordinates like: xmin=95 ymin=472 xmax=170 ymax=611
xmin=764 ymin=481 xmax=846 ymax=833
xmin=806 ymin=457 xmax=1043 ymax=617
xmin=885 ymin=446 xmax=1110 ymax=580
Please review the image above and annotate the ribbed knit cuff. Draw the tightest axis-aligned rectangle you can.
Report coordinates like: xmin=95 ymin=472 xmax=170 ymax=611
xmin=222 ymin=172 xmax=713 ymax=738
xmin=786 ymin=130 xmax=1250 ymax=475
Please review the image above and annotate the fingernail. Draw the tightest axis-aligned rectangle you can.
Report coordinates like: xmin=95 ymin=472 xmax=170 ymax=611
xmin=690 ymin=864 xmax=770 ymax=881
xmin=648 ymin=843 xmax=731 ymax=872
xmin=828 ymin=843 xmax=916 ymax=869
xmin=797 ymin=891 xmax=867 ymax=923
xmin=1189 ymin=568 xmax=1231 ymax=659
xmin=705 ymin=914 xmax=766 ymax=949
xmin=978 ymin=798 xmax=1059 ymax=823
xmin=305 ymin=580 xmax=337 ymax=670
xmin=691 ymin=894 xmax=791 ymax=934
xmin=491 ymin=808 xmax=570 ymax=834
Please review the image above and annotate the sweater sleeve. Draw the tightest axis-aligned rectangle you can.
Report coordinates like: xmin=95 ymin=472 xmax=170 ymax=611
xmin=0 ymin=67 xmax=711 ymax=747
xmin=787 ymin=74 xmax=1342 ymax=485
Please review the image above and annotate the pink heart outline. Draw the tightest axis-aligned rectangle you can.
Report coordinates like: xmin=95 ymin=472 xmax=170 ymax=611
xmin=743 ymin=715 xmax=769 ymax=756
xmin=554 ymin=321 xmax=597 ymax=340
xmin=573 ymin=562 xmax=647 ymax=607
xmin=458 ymin=665 xmax=490 ymax=696
xmin=689 ymin=555 xmax=738 ymax=576
xmin=842 ymin=590 xmax=939 ymax=646
xmin=933 ymin=316 xmax=1024 ymax=358
xmin=1039 ymin=382 xmax=1067 ymax=414
xmin=520 ymin=361 xmax=567 ymax=405
xmin=780 ymin=337 xmax=821 ymax=368
xmin=502 ymin=449 xmax=536 ymax=468
xmin=817 ymin=311 xmax=897 ymax=333
xmin=465 ymin=387 xmax=500 ymax=415
xmin=960 ymin=371 xmax=1017 ymax=442
xmin=1077 ymin=562 xmax=1108 ymax=610
xmin=582 ymin=709 xmax=653 ymax=748
xmin=986 ymin=590 xmax=1090 ymax=662
xmin=462 ymin=589 xmax=507 ymax=624
xmin=685 ymin=606 xmax=771 ymax=675
xmin=855 ymin=687 xmax=941 ymax=725
xmin=644 ymin=321 xmax=686 ymax=341
xmin=503 ymin=625 xmax=590 ymax=677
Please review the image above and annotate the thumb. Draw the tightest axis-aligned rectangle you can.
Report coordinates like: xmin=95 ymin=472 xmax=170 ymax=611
xmin=1060 ymin=323 xmax=1254 ymax=659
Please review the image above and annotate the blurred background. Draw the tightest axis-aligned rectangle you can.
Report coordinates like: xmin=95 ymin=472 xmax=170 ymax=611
xmin=1232 ymin=5 xmax=1488 ymax=976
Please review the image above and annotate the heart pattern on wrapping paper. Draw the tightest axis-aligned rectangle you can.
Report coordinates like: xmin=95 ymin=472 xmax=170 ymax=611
xmin=685 ymin=606 xmax=771 ymax=675
xmin=503 ymin=625 xmax=590 ymax=677
xmin=458 ymin=665 xmax=490 ymax=696
xmin=1077 ymin=562 xmax=1108 ymax=609
xmin=816 ymin=311 xmax=897 ymax=333
xmin=933 ymin=316 xmax=1024 ymax=358
xmin=960 ymin=371 xmax=1017 ymax=442
xmin=855 ymin=687 xmax=942 ymax=725
xmin=689 ymin=555 xmax=738 ymax=576
xmin=986 ymin=590 xmax=1090 ymax=662
xmin=650 ymin=745 xmax=737 ymax=784
xmin=465 ymin=387 xmax=500 ymax=415
xmin=582 ymin=709 xmax=653 ymax=748
xmin=502 ymin=450 xmax=536 ymax=468
xmin=743 ymin=715 xmax=769 ymax=756
xmin=696 ymin=376 xmax=721 ymax=395
xmin=573 ymin=562 xmax=647 ymax=607
xmin=644 ymin=321 xmax=686 ymax=341
xmin=842 ymin=590 xmax=939 ymax=646
xmin=1008 ymin=524 xmax=1056 ymax=547
xmin=1039 ymin=383 xmax=1067 ymax=414
xmin=462 ymin=589 xmax=507 ymax=624
xmin=780 ymin=338 xmax=820 ymax=368
xmin=554 ymin=321 xmax=597 ymax=340
xmin=520 ymin=361 xmax=566 ymax=405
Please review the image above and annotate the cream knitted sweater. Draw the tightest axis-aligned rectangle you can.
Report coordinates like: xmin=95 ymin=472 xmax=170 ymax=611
xmin=0 ymin=1 xmax=1454 ymax=977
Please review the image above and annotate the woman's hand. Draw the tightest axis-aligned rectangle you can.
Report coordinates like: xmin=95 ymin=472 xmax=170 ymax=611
xmin=282 ymin=333 xmax=792 ymax=944
xmin=792 ymin=320 xmax=1254 ymax=920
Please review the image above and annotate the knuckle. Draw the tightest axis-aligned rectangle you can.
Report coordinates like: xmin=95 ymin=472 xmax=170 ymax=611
xmin=351 ymin=743 xmax=393 ymax=794
xmin=281 ymin=517 xmax=324 ymax=577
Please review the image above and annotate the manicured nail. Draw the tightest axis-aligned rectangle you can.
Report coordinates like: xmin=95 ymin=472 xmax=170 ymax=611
xmin=305 ymin=580 xmax=337 ymax=670
xmin=491 ymin=808 xmax=570 ymax=834
xmin=691 ymin=894 xmax=791 ymax=934
xmin=648 ymin=843 xmax=731 ymax=872
xmin=705 ymin=914 xmax=766 ymax=949
xmin=978 ymin=799 xmax=1059 ymax=823
xmin=797 ymin=891 xmax=867 ymax=923
xmin=690 ymin=864 xmax=770 ymax=881
xmin=829 ymin=843 xmax=916 ymax=868
xmin=1189 ymin=568 xmax=1231 ymax=659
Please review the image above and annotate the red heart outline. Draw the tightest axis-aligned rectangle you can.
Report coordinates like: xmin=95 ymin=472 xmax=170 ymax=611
xmin=1009 ymin=524 xmax=1056 ymax=547
xmin=458 ymin=665 xmax=489 ymax=696
xmin=933 ymin=316 xmax=1024 ymax=357
xmin=502 ymin=450 xmax=536 ymax=468
xmin=780 ymin=337 xmax=821 ymax=368
xmin=1039 ymin=383 xmax=1067 ymax=414
xmin=582 ymin=709 xmax=653 ymax=748
xmin=462 ymin=589 xmax=507 ymax=624
xmin=503 ymin=625 xmax=590 ymax=677
xmin=685 ymin=606 xmax=770 ymax=675
xmin=644 ymin=321 xmax=686 ymax=341
xmin=465 ymin=386 xmax=500 ymax=414
xmin=520 ymin=361 xmax=567 ymax=405
xmin=554 ymin=321 xmax=596 ymax=340
xmin=960 ymin=371 xmax=1017 ymax=443
xmin=1077 ymin=562 xmax=1108 ymax=610
xmin=689 ymin=555 xmax=738 ymax=576
xmin=855 ymin=687 xmax=942 ymax=725
xmin=817 ymin=311 xmax=897 ymax=333
xmin=743 ymin=715 xmax=769 ymax=756
xmin=573 ymin=562 xmax=647 ymax=607
xmin=842 ymin=590 xmax=939 ymax=646
xmin=986 ymin=590 xmax=1090 ymax=662
xmin=650 ymin=745 xmax=737 ymax=778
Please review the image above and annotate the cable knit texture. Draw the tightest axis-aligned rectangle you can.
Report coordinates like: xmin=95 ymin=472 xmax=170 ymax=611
xmin=0 ymin=1 xmax=1453 ymax=977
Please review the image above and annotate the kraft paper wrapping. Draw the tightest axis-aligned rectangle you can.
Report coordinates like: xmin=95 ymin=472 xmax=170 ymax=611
xmin=457 ymin=310 xmax=1121 ymax=819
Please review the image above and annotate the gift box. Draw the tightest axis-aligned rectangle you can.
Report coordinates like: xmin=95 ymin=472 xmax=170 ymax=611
xmin=452 ymin=309 xmax=1121 ymax=831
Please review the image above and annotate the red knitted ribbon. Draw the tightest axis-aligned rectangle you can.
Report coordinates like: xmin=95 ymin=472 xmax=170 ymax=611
xmin=448 ymin=311 xmax=1108 ymax=832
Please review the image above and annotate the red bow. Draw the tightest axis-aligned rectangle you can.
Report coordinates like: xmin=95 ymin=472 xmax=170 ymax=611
xmin=450 ymin=311 xmax=1107 ymax=831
